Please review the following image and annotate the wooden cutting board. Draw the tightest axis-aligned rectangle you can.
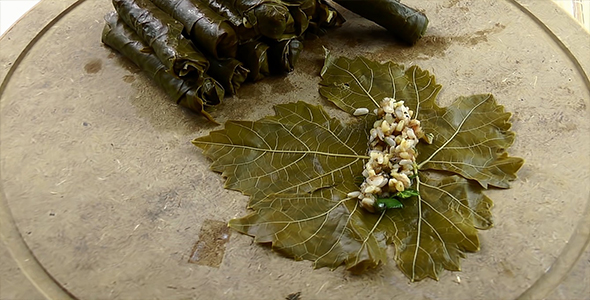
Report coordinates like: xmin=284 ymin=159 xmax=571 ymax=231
xmin=1 ymin=0 xmax=588 ymax=299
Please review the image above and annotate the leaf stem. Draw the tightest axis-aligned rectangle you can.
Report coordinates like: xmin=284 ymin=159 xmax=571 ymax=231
xmin=411 ymin=175 xmax=423 ymax=281
xmin=353 ymin=208 xmax=386 ymax=266
xmin=333 ymin=60 xmax=379 ymax=107
xmin=195 ymin=141 xmax=370 ymax=159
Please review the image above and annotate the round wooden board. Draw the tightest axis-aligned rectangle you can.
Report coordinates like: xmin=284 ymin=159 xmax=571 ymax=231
xmin=1 ymin=0 xmax=589 ymax=299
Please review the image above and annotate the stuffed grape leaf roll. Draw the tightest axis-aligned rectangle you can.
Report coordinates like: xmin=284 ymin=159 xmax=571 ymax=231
xmin=204 ymin=0 xmax=260 ymax=43
xmin=332 ymin=0 xmax=428 ymax=44
xmin=237 ymin=41 xmax=270 ymax=82
xmin=150 ymin=0 xmax=239 ymax=59
xmin=205 ymin=57 xmax=249 ymax=95
xmin=213 ymin=0 xmax=294 ymax=40
xmin=112 ymin=0 xmax=210 ymax=77
xmin=267 ymin=38 xmax=303 ymax=73
xmin=102 ymin=12 xmax=223 ymax=121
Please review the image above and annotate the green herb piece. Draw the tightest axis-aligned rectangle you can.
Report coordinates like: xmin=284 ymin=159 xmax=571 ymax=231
xmin=375 ymin=197 xmax=403 ymax=210
xmin=374 ymin=189 xmax=418 ymax=211
xmin=394 ymin=189 xmax=420 ymax=199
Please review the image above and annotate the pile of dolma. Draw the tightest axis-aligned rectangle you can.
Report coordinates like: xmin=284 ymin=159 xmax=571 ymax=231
xmin=332 ymin=0 xmax=428 ymax=45
xmin=102 ymin=0 xmax=428 ymax=120
xmin=102 ymin=0 xmax=344 ymax=119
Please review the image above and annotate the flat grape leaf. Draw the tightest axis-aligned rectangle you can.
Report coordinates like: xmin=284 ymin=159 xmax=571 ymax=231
xmin=193 ymin=101 xmax=369 ymax=208
xmin=384 ymin=173 xmax=494 ymax=280
xmin=319 ymin=50 xmax=524 ymax=188
xmin=416 ymin=94 xmax=524 ymax=188
xmin=228 ymin=182 xmax=391 ymax=273
xmin=228 ymin=171 xmax=493 ymax=281
xmin=193 ymin=53 xmax=523 ymax=281
xmin=319 ymin=48 xmax=442 ymax=119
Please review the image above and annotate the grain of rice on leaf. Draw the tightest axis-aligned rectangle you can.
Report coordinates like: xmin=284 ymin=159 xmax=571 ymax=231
xmin=319 ymin=50 xmax=524 ymax=188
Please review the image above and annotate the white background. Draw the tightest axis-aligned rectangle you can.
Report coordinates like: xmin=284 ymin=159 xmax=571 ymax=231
xmin=0 ymin=0 xmax=40 ymax=35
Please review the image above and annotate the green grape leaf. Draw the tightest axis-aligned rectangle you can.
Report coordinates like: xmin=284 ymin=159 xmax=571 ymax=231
xmin=416 ymin=94 xmax=524 ymax=188
xmin=319 ymin=50 xmax=524 ymax=188
xmin=193 ymin=53 xmax=523 ymax=281
xmin=228 ymin=182 xmax=391 ymax=274
xmin=386 ymin=173 xmax=494 ymax=281
xmin=193 ymin=101 xmax=369 ymax=208
xmin=319 ymin=48 xmax=442 ymax=119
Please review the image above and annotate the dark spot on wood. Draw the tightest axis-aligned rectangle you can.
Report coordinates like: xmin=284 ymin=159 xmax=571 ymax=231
xmin=286 ymin=292 xmax=302 ymax=300
xmin=84 ymin=59 xmax=102 ymax=74
xmin=575 ymin=100 xmax=587 ymax=111
xmin=297 ymin=56 xmax=323 ymax=76
xmin=269 ymin=76 xmax=296 ymax=94
xmin=344 ymin=38 xmax=362 ymax=48
xmin=188 ymin=219 xmax=230 ymax=267
xmin=123 ymin=75 xmax=135 ymax=83
xmin=372 ymin=23 xmax=506 ymax=62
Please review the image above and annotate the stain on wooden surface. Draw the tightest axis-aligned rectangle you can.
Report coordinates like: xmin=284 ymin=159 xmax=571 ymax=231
xmin=188 ymin=219 xmax=230 ymax=267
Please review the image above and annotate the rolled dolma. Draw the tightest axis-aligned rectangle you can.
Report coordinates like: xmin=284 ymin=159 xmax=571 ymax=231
xmin=304 ymin=0 xmax=345 ymax=36
xmin=312 ymin=0 xmax=345 ymax=28
xmin=282 ymin=0 xmax=315 ymax=25
xmin=206 ymin=57 xmax=249 ymax=95
xmin=102 ymin=12 xmax=223 ymax=121
xmin=111 ymin=0 xmax=209 ymax=77
xmin=204 ymin=0 xmax=260 ymax=43
xmin=280 ymin=0 xmax=311 ymax=4
xmin=286 ymin=6 xmax=309 ymax=36
xmin=332 ymin=0 xmax=428 ymax=44
xmin=224 ymin=0 xmax=294 ymax=40
xmin=150 ymin=0 xmax=238 ymax=59
xmin=236 ymin=41 xmax=270 ymax=82
xmin=267 ymin=38 xmax=303 ymax=73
